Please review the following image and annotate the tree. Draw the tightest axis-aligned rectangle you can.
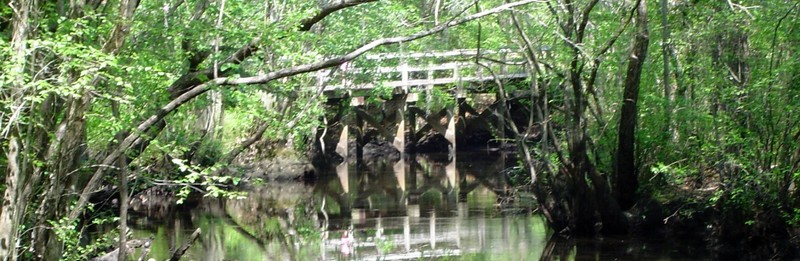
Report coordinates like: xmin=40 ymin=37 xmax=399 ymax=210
xmin=615 ymin=0 xmax=649 ymax=210
xmin=514 ymin=0 xmax=643 ymax=235
xmin=0 ymin=0 xmax=537 ymax=259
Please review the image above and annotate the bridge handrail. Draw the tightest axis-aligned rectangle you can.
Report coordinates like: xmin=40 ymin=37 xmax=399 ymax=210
xmin=365 ymin=48 xmax=518 ymax=60
xmin=318 ymin=49 xmax=530 ymax=92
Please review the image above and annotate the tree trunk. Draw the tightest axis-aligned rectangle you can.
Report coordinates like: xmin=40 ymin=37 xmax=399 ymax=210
xmin=117 ymin=154 xmax=129 ymax=261
xmin=1 ymin=138 xmax=23 ymax=260
xmin=31 ymin=0 xmax=141 ymax=258
xmin=0 ymin=0 xmax=35 ymax=258
xmin=615 ymin=0 xmax=649 ymax=210
xmin=660 ymin=0 xmax=676 ymax=140
xmin=33 ymin=93 xmax=92 ymax=259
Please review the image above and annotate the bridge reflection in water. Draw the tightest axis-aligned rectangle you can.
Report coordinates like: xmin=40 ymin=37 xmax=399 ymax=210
xmin=117 ymin=151 xmax=710 ymax=260
xmin=121 ymin=151 xmax=550 ymax=260
xmin=315 ymin=151 xmax=548 ymax=260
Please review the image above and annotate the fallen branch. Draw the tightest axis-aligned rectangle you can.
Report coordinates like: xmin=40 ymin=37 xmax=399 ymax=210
xmin=169 ymin=228 xmax=201 ymax=261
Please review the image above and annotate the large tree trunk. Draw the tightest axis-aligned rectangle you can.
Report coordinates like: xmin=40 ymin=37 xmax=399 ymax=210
xmin=26 ymin=0 xmax=141 ymax=258
xmin=1 ymin=138 xmax=23 ymax=260
xmin=615 ymin=0 xmax=649 ymax=210
xmin=32 ymin=93 xmax=92 ymax=259
xmin=0 ymin=0 xmax=35 ymax=258
xmin=614 ymin=0 xmax=650 ymax=209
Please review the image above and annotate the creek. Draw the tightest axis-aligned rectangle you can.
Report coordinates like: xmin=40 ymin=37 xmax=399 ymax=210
xmin=100 ymin=151 xmax=709 ymax=260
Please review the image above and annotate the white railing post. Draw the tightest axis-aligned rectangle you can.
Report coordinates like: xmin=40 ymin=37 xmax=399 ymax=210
xmin=426 ymin=61 xmax=435 ymax=92
xmin=400 ymin=62 xmax=409 ymax=91
xmin=501 ymin=52 xmax=508 ymax=75
xmin=316 ymin=69 xmax=325 ymax=89
xmin=455 ymin=65 xmax=464 ymax=98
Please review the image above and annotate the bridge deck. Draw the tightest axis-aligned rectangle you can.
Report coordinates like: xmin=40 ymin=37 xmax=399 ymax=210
xmin=317 ymin=49 xmax=529 ymax=93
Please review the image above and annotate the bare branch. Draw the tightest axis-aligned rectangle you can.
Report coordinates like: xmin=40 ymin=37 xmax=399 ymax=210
xmin=299 ymin=0 xmax=379 ymax=31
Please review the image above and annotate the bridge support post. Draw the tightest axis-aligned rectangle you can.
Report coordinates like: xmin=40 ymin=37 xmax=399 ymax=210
xmin=445 ymin=104 xmax=457 ymax=157
xmin=430 ymin=212 xmax=437 ymax=249
xmin=496 ymin=108 xmax=506 ymax=148
xmin=351 ymin=97 xmax=365 ymax=163
xmin=494 ymin=93 xmax=506 ymax=148
xmin=392 ymin=95 xmax=406 ymax=154
xmin=336 ymin=159 xmax=349 ymax=194
xmin=335 ymin=123 xmax=348 ymax=159
xmin=408 ymin=155 xmax=418 ymax=202
xmin=406 ymin=93 xmax=418 ymax=151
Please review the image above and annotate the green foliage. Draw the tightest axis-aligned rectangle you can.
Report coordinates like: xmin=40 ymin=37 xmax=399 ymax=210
xmin=4 ymin=0 xmax=800 ymax=258
xmin=292 ymin=203 xmax=322 ymax=242
xmin=420 ymin=189 xmax=443 ymax=207
xmin=171 ymin=158 xmax=246 ymax=204
xmin=367 ymin=84 xmax=395 ymax=105
xmin=374 ymin=229 xmax=395 ymax=255
xmin=416 ymin=87 xmax=455 ymax=113
xmin=505 ymin=165 xmax=530 ymax=187
xmin=51 ymin=216 xmax=117 ymax=261
xmin=649 ymin=162 xmax=692 ymax=185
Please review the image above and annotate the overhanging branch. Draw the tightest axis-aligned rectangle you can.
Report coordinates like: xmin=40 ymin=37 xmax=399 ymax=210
xmin=68 ymin=0 xmax=538 ymax=222
xmin=299 ymin=0 xmax=379 ymax=31
xmin=225 ymin=0 xmax=538 ymax=86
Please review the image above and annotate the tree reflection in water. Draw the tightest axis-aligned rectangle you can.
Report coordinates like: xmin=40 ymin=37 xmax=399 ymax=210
xmin=118 ymin=151 xmax=707 ymax=260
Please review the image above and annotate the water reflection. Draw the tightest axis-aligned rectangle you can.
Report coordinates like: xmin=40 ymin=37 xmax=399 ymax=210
xmin=313 ymin=151 xmax=544 ymax=259
xmin=314 ymin=150 xmax=547 ymax=260
xmin=128 ymin=182 xmax=320 ymax=260
xmin=124 ymin=151 xmax=549 ymax=260
xmin=123 ymin=151 xmax=708 ymax=260
xmin=315 ymin=152 xmax=519 ymax=220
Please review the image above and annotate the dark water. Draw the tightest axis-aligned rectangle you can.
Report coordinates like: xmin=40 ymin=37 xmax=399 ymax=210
xmin=116 ymin=151 xmax=709 ymax=260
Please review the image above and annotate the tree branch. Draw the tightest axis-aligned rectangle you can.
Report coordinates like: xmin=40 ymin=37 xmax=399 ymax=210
xmin=224 ymin=0 xmax=537 ymax=86
xmin=576 ymin=0 xmax=600 ymax=43
xmin=299 ymin=0 xmax=379 ymax=31
xmin=168 ymin=228 xmax=201 ymax=261
xmin=68 ymin=0 xmax=538 ymax=222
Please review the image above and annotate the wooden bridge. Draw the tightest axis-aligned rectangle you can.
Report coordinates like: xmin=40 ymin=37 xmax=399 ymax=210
xmin=316 ymin=49 xmax=528 ymax=93
xmin=316 ymin=49 xmax=533 ymax=163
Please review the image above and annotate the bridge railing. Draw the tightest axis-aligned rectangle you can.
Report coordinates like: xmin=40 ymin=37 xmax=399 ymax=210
xmin=317 ymin=49 xmax=528 ymax=92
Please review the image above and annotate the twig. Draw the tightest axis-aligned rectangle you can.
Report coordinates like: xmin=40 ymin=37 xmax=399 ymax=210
xmin=663 ymin=204 xmax=686 ymax=224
